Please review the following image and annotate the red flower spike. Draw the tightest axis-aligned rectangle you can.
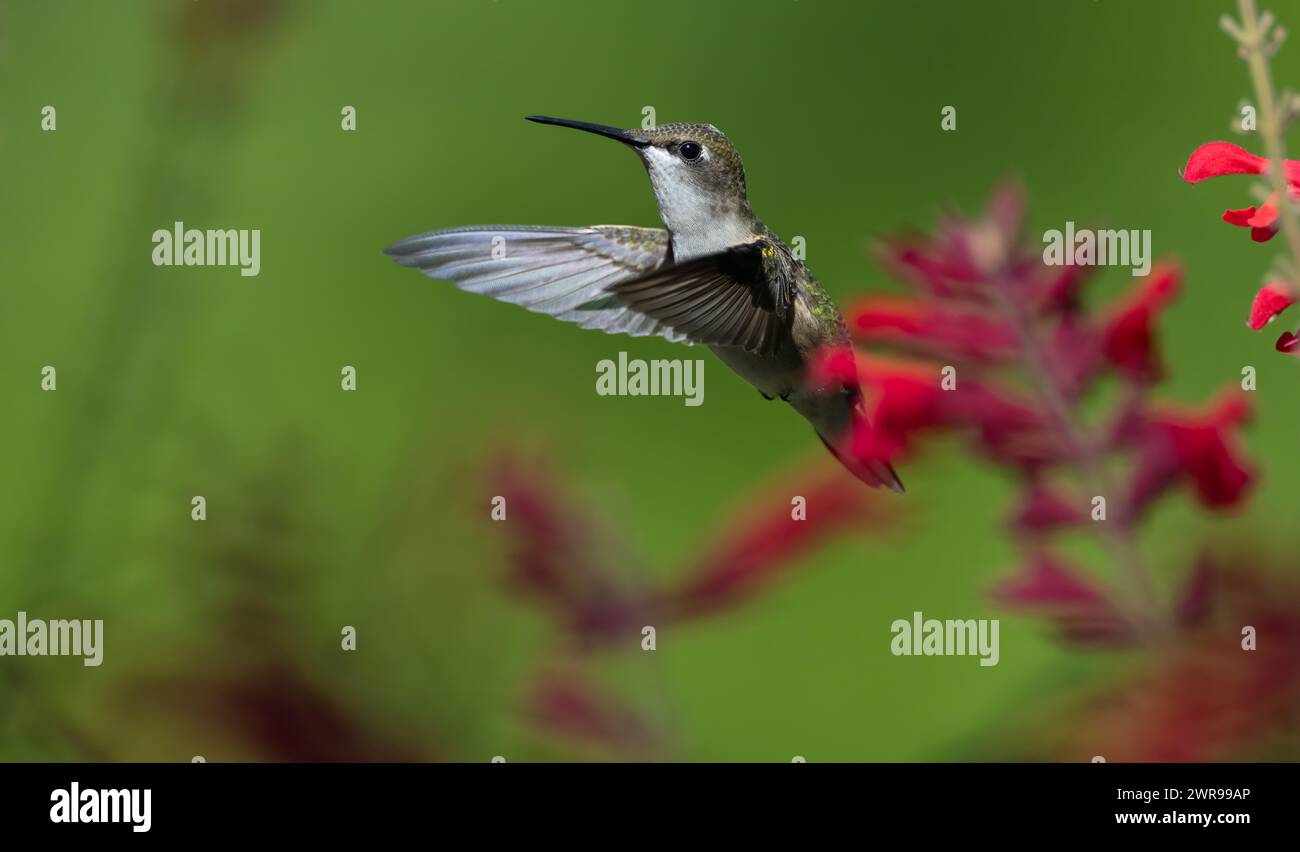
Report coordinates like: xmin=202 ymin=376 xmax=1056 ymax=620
xmin=1277 ymin=330 xmax=1300 ymax=353
xmin=1248 ymin=281 xmax=1298 ymax=330
xmin=858 ymin=188 xmax=1261 ymax=648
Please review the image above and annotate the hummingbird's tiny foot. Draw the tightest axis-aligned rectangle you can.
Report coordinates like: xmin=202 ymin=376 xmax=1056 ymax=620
xmin=779 ymin=390 xmax=792 ymax=402
xmin=759 ymin=391 xmax=775 ymax=401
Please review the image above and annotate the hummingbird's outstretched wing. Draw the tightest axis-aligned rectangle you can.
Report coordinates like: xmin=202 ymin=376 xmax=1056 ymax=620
xmin=384 ymin=225 xmax=690 ymax=342
xmin=607 ymin=239 xmax=794 ymax=357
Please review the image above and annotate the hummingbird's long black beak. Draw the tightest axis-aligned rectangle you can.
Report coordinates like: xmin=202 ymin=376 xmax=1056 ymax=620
xmin=525 ymin=115 xmax=650 ymax=147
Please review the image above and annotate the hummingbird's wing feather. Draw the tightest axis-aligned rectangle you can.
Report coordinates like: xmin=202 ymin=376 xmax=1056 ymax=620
xmin=383 ymin=225 xmax=690 ymax=342
xmin=607 ymin=240 xmax=793 ymax=356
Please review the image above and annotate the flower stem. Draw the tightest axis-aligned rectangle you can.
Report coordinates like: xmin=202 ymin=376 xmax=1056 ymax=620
xmin=1238 ymin=0 xmax=1300 ymax=275
xmin=990 ymin=285 xmax=1164 ymax=638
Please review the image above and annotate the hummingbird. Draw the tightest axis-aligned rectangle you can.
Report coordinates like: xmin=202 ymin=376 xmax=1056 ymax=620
xmin=384 ymin=116 xmax=902 ymax=491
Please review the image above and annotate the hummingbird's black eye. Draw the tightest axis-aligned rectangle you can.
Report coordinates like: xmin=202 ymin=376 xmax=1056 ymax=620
xmin=678 ymin=141 xmax=703 ymax=161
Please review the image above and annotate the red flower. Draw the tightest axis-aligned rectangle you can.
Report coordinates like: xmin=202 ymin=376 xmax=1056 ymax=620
xmin=848 ymin=356 xmax=947 ymax=460
xmin=1183 ymin=141 xmax=1300 ymax=242
xmin=1128 ymin=391 xmax=1255 ymax=513
xmin=484 ymin=456 xmax=641 ymax=642
xmin=823 ymin=351 xmax=1064 ymax=471
xmin=847 ymin=296 xmax=1019 ymax=361
xmin=1100 ymin=263 xmax=1181 ymax=380
xmin=874 ymin=184 xmax=1028 ymax=298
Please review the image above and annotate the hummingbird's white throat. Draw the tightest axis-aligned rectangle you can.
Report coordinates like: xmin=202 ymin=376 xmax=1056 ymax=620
xmin=640 ymin=146 xmax=752 ymax=260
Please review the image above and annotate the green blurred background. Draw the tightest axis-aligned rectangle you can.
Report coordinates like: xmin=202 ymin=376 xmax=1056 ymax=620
xmin=1 ymin=0 xmax=1296 ymax=761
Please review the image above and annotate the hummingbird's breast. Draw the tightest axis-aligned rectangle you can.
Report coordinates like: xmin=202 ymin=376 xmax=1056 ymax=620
xmin=707 ymin=341 xmax=805 ymax=399
xmin=670 ymin=214 xmax=757 ymax=261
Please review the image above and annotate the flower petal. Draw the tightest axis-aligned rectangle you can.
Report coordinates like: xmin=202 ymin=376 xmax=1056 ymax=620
xmin=1248 ymin=282 xmax=1297 ymax=330
xmin=1183 ymin=141 xmax=1268 ymax=183
xmin=1223 ymin=206 xmax=1258 ymax=226
xmin=1246 ymin=194 xmax=1280 ymax=228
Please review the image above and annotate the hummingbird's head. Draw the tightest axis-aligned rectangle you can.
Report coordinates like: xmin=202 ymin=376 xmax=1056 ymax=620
xmin=526 ymin=116 xmax=755 ymax=254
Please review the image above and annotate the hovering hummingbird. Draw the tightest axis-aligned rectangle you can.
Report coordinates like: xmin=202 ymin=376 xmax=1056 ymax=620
xmin=384 ymin=116 xmax=902 ymax=491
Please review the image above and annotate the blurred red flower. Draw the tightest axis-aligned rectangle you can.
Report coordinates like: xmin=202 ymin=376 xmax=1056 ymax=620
xmin=992 ymin=554 xmax=1132 ymax=646
xmin=1052 ymin=565 xmax=1300 ymax=761
xmin=1123 ymin=392 xmax=1255 ymax=514
xmin=1099 ymin=263 xmax=1181 ymax=381
xmin=484 ymin=453 xmax=891 ymax=753
xmin=527 ymin=667 xmax=656 ymax=757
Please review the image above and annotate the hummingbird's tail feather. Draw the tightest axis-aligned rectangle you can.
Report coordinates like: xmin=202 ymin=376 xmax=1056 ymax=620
xmin=383 ymin=224 xmax=690 ymax=343
xmin=816 ymin=430 xmax=905 ymax=492
xmin=798 ymin=395 xmax=904 ymax=492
